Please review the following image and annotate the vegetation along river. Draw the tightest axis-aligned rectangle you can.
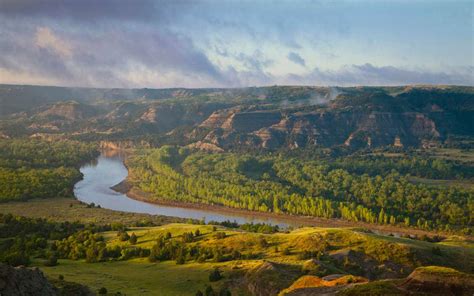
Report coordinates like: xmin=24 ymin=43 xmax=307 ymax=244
xmin=74 ymin=152 xmax=299 ymax=228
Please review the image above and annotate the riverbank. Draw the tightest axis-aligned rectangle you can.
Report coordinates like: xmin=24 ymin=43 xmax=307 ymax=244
xmin=113 ymin=179 xmax=455 ymax=238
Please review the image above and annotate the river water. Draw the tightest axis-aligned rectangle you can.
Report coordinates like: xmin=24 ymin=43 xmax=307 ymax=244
xmin=74 ymin=151 xmax=299 ymax=228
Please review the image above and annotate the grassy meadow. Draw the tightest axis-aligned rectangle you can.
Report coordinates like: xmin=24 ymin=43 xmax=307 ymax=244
xmin=33 ymin=223 xmax=474 ymax=295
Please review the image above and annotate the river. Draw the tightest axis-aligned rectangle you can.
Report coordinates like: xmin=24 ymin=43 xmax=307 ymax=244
xmin=74 ymin=151 xmax=298 ymax=228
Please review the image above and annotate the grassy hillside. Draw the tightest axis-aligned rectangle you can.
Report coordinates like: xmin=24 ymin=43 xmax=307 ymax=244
xmin=32 ymin=223 xmax=474 ymax=295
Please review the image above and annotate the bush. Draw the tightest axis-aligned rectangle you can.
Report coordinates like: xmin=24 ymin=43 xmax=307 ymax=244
xmin=205 ymin=286 xmax=215 ymax=296
xmin=209 ymin=268 xmax=223 ymax=282
xmin=129 ymin=233 xmax=137 ymax=244
xmin=432 ymin=247 xmax=443 ymax=256
xmin=118 ymin=231 xmax=130 ymax=242
xmin=218 ymin=287 xmax=231 ymax=296
xmin=98 ymin=287 xmax=107 ymax=295
xmin=44 ymin=254 xmax=58 ymax=266
xmin=214 ymin=232 xmax=226 ymax=239
xmin=3 ymin=251 xmax=30 ymax=266
xmin=176 ymin=256 xmax=185 ymax=265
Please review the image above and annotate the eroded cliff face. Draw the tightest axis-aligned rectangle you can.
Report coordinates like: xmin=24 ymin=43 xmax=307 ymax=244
xmin=99 ymin=140 xmax=150 ymax=150
xmin=191 ymin=107 xmax=449 ymax=150
xmin=38 ymin=102 xmax=99 ymax=121
xmin=1 ymin=85 xmax=471 ymax=150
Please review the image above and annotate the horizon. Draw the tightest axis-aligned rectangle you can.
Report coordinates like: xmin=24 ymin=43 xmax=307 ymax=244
xmin=1 ymin=0 xmax=473 ymax=88
xmin=1 ymin=82 xmax=473 ymax=91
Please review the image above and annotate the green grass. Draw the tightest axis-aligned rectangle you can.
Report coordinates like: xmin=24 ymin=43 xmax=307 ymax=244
xmin=104 ymin=224 xmax=222 ymax=249
xmin=29 ymin=223 xmax=474 ymax=295
xmin=0 ymin=198 xmax=186 ymax=225
xmin=336 ymin=280 xmax=404 ymax=296
xmin=363 ymin=232 xmax=474 ymax=271
xmin=41 ymin=259 xmax=229 ymax=296
xmin=427 ymin=148 xmax=474 ymax=163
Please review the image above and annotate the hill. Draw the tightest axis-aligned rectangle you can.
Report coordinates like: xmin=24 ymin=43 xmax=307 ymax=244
xmin=0 ymin=84 xmax=472 ymax=150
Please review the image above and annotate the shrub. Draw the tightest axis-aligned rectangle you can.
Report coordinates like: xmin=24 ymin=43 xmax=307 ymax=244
xmin=432 ymin=247 xmax=443 ymax=256
xmin=205 ymin=285 xmax=215 ymax=296
xmin=176 ymin=256 xmax=185 ymax=265
xmin=44 ymin=254 xmax=58 ymax=266
xmin=118 ymin=231 xmax=130 ymax=242
xmin=209 ymin=268 xmax=223 ymax=282
xmin=214 ymin=232 xmax=226 ymax=239
xmin=129 ymin=233 xmax=137 ymax=244
xmin=98 ymin=287 xmax=107 ymax=295
xmin=4 ymin=251 xmax=30 ymax=266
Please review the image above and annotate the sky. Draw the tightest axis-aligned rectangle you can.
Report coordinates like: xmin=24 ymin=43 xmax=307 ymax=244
xmin=0 ymin=0 xmax=473 ymax=88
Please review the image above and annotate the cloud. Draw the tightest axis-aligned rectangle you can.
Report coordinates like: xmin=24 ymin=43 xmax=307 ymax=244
xmin=0 ymin=23 xmax=229 ymax=88
xmin=0 ymin=0 xmax=160 ymax=22
xmin=283 ymin=64 xmax=474 ymax=86
xmin=236 ymin=50 xmax=274 ymax=72
xmin=287 ymin=52 xmax=306 ymax=67
xmin=35 ymin=27 xmax=72 ymax=58
xmin=0 ymin=1 xmax=472 ymax=88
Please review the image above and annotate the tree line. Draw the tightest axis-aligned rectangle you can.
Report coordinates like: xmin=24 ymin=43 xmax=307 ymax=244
xmin=0 ymin=139 xmax=98 ymax=202
xmin=127 ymin=146 xmax=473 ymax=233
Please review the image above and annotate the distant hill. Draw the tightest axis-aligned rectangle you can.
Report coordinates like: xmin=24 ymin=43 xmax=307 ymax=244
xmin=0 ymin=84 xmax=472 ymax=150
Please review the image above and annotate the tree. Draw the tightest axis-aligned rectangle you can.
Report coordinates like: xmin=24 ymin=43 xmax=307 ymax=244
xmin=205 ymin=286 xmax=215 ymax=296
xmin=98 ymin=287 xmax=107 ymax=295
xmin=118 ymin=231 xmax=130 ymax=241
xmin=219 ymin=287 xmax=231 ymax=296
xmin=44 ymin=253 xmax=58 ymax=266
xmin=129 ymin=233 xmax=137 ymax=244
xmin=209 ymin=268 xmax=223 ymax=282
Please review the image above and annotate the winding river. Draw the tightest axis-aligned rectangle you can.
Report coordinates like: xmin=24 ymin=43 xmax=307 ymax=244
xmin=74 ymin=151 xmax=298 ymax=228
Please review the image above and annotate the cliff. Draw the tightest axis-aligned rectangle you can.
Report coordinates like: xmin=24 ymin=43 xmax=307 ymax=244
xmin=0 ymin=264 xmax=56 ymax=296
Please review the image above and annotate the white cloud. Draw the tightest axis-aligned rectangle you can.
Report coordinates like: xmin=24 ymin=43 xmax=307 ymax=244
xmin=35 ymin=27 xmax=73 ymax=58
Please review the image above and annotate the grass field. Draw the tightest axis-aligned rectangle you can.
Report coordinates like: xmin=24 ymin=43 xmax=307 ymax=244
xmin=41 ymin=259 xmax=231 ymax=296
xmin=30 ymin=223 xmax=474 ymax=296
xmin=426 ymin=148 xmax=474 ymax=163
xmin=0 ymin=198 xmax=186 ymax=225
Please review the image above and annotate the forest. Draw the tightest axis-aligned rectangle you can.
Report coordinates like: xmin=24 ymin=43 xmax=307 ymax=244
xmin=127 ymin=146 xmax=474 ymax=234
xmin=0 ymin=139 xmax=98 ymax=202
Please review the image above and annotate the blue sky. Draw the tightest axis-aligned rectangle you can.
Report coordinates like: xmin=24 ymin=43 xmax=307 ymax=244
xmin=0 ymin=0 xmax=472 ymax=87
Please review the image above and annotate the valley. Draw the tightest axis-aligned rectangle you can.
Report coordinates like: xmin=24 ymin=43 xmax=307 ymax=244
xmin=0 ymin=84 xmax=473 ymax=295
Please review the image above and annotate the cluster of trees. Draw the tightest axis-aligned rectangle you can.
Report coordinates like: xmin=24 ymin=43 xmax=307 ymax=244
xmin=0 ymin=214 xmax=151 ymax=267
xmin=128 ymin=146 xmax=473 ymax=232
xmin=54 ymin=230 xmax=149 ymax=262
xmin=148 ymin=232 xmax=263 ymax=265
xmin=0 ymin=214 xmax=88 ymax=266
xmin=0 ymin=139 xmax=98 ymax=168
xmin=208 ymin=220 xmax=280 ymax=234
xmin=329 ymin=154 xmax=473 ymax=179
xmin=0 ymin=139 xmax=98 ymax=202
xmin=0 ymin=167 xmax=81 ymax=202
